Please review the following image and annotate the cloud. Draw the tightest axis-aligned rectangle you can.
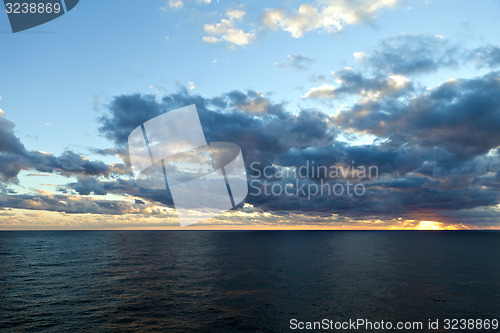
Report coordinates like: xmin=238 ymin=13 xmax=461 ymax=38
xmin=262 ymin=0 xmax=401 ymax=38
xmin=0 ymin=109 xmax=28 ymax=157
xmin=203 ymin=10 xmax=256 ymax=47
xmin=3 ymin=31 xmax=500 ymax=226
xmin=1 ymin=81 xmax=499 ymax=226
xmin=160 ymin=0 xmax=212 ymax=12
xmin=0 ymin=110 xmax=128 ymax=184
xmin=357 ymin=34 xmax=460 ymax=75
xmin=303 ymin=83 xmax=337 ymax=99
xmin=168 ymin=0 xmax=183 ymax=9
xmin=301 ymin=34 xmax=500 ymax=104
xmin=202 ymin=36 xmax=219 ymax=44
xmin=301 ymin=34 xmax=500 ymax=107
xmin=252 ymin=141 xmax=500 ymax=219
xmin=95 ymin=85 xmax=500 ymax=223
xmin=276 ymin=54 xmax=315 ymax=70
xmin=470 ymin=45 xmax=500 ymax=68
xmin=226 ymin=90 xmax=271 ymax=114
xmin=349 ymin=35 xmax=500 ymax=76
xmin=334 ymin=72 xmax=500 ymax=160
xmin=353 ymin=51 xmax=368 ymax=60
xmin=99 ymin=88 xmax=336 ymax=162
xmin=303 ymin=67 xmax=411 ymax=99
xmin=256 ymin=35 xmax=496 ymax=221
xmin=68 ymin=177 xmax=107 ymax=196
xmin=0 ymin=190 xmax=173 ymax=216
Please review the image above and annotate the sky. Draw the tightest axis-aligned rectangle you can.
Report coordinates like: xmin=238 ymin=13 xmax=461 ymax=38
xmin=0 ymin=0 xmax=499 ymax=230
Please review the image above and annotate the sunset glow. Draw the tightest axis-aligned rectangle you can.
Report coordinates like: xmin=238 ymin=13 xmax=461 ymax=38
xmin=416 ymin=221 xmax=455 ymax=231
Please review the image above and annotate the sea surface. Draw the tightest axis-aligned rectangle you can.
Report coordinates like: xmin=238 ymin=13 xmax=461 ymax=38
xmin=0 ymin=231 xmax=499 ymax=332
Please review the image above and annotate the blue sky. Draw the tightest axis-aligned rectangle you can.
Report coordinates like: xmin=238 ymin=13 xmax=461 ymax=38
xmin=0 ymin=0 xmax=498 ymax=154
xmin=1 ymin=0 xmax=500 ymax=229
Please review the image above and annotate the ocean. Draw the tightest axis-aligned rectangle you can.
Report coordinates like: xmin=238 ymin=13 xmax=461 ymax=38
xmin=0 ymin=231 xmax=499 ymax=332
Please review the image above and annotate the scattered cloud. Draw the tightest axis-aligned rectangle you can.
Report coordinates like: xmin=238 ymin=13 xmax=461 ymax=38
xmin=303 ymin=83 xmax=337 ymax=99
xmin=202 ymin=36 xmax=220 ymax=44
xmin=353 ymin=51 xmax=368 ymax=60
xmin=160 ymin=0 xmax=212 ymax=11
xmin=263 ymin=0 xmax=401 ymax=38
xmin=168 ymin=0 xmax=183 ymax=9
xmin=303 ymin=34 xmax=500 ymax=102
xmin=276 ymin=54 xmax=315 ymax=70
xmin=203 ymin=9 xmax=256 ymax=47
xmin=303 ymin=68 xmax=411 ymax=99
xmin=357 ymin=34 xmax=460 ymax=75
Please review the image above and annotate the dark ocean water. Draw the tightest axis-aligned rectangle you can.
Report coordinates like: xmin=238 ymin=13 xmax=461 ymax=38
xmin=0 ymin=231 xmax=499 ymax=332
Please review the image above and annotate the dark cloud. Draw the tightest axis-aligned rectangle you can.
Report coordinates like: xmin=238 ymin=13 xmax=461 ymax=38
xmin=0 ymin=111 xmax=129 ymax=184
xmin=69 ymin=177 xmax=107 ymax=196
xmin=62 ymin=176 xmax=174 ymax=207
xmin=303 ymin=67 xmax=413 ymax=99
xmin=0 ymin=153 xmax=30 ymax=183
xmin=0 ymin=111 xmax=27 ymax=155
xmin=99 ymin=94 xmax=165 ymax=147
xmin=335 ymin=72 xmax=500 ymax=160
xmin=38 ymin=151 xmax=122 ymax=177
xmin=91 ymin=36 xmax=493 ymax=223
xmin=0 ymin=110 xmax=37 ymax=182
xmin=99 ymin=89 xmax=337 ymax=168
xmin=0 ymin=191 xmax=162 ymax=215
xmin=245 ymin=140 xmax=499 ymax=218
xmin=95 ymin=86 xmax=499 ymax=223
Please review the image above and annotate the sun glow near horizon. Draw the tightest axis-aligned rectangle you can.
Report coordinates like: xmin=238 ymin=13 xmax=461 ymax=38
xmin=415 ymin=221 xmax=457 ymax=230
